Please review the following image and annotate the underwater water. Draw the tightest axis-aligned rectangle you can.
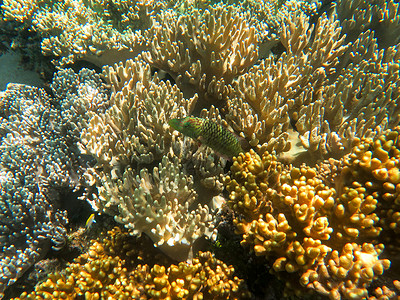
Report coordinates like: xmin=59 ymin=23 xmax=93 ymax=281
xmin=0 ymin=0 xmax=400 ymax=299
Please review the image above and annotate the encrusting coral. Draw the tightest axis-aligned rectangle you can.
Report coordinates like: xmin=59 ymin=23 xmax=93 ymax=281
xmin=224 ymin=126 xmax=400 ymax=299
xmin=12 ymin=227 xmax=250 ymax=300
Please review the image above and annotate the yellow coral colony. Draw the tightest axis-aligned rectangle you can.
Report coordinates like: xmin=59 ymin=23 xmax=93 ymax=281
xmin=224 ymin=130 xmax=400 ymax=299
xmin=13 ymin=228 xmax=250 ymax=300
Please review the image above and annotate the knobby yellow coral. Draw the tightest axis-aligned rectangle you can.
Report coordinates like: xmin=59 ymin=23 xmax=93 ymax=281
xmin=224 ymin=134 xmax=400 ymax=299
xmin=13 ymin=228 xmax=250 ymax=300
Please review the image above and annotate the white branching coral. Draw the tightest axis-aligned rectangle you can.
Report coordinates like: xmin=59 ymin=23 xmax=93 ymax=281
xmin=89 ymin=156 xmax=214 ymax=260
xmin=80 ymin=58 xmax=220 ymax=260
xmin=81 ymin=57 xmax=197 ymax=167
xmin=144 ymin=4 xmax=259 ymax=105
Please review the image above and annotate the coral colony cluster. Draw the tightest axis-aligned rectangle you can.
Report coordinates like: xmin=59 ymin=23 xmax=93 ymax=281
xmin=0 ymin=0 xmax=400 ymax=299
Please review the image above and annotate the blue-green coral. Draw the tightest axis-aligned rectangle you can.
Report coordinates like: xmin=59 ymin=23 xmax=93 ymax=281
xmin=0 ymin=84 xmax=73 ymax=298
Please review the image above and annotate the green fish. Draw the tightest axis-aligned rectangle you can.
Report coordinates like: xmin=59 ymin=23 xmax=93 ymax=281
xmin=169 ymin=116 xmax=244 ymax=158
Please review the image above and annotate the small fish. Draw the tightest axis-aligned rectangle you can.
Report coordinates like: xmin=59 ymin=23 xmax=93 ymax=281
xmin=169 ymin=116 xmax=244 ymax=158
xmin=85 ymin=213 xmax=96 ymax=229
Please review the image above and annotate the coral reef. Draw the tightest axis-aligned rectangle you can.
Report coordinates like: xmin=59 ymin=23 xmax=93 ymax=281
xmin=50 ymin=68 xmax=110 ymax=142
xmin=226 ymin=5 xmax=399 ymax=161
xmin=1 ymin=0 xmax=161 ymax=66
xmin=335 ymin=0 xmax=400 ymax=47
xmin=13 ymin=228 xmax=250 ymax=300
xmin=0 ymin=84 xmax=76 ymax=298
xmin=78 ymin=58 xmax=220 ymax=260
xmin=224 ymin=127 xmax=400 ymax=299
xmin=143 ymin=3 xmax=259 ymax=105
xmin=1 ymin=0 xmax=400 ymax=299
xmin=341 ymin=129 xmax=400 ymax=238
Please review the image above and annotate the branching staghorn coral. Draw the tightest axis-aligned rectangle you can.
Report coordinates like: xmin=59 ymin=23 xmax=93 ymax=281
xmin=13 ymin=228 xmax=250 ymax=300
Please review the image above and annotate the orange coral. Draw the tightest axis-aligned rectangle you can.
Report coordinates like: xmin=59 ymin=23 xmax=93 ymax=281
xmin=134 ymin=252 xmax=250 ymax=299
xmin=341 ymin=129 xmax=400 ymax=235
xmin=13 ymin=228 xmax=250 ymax=300
xmin=224 ymin=140 xmax=397 ymax=299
